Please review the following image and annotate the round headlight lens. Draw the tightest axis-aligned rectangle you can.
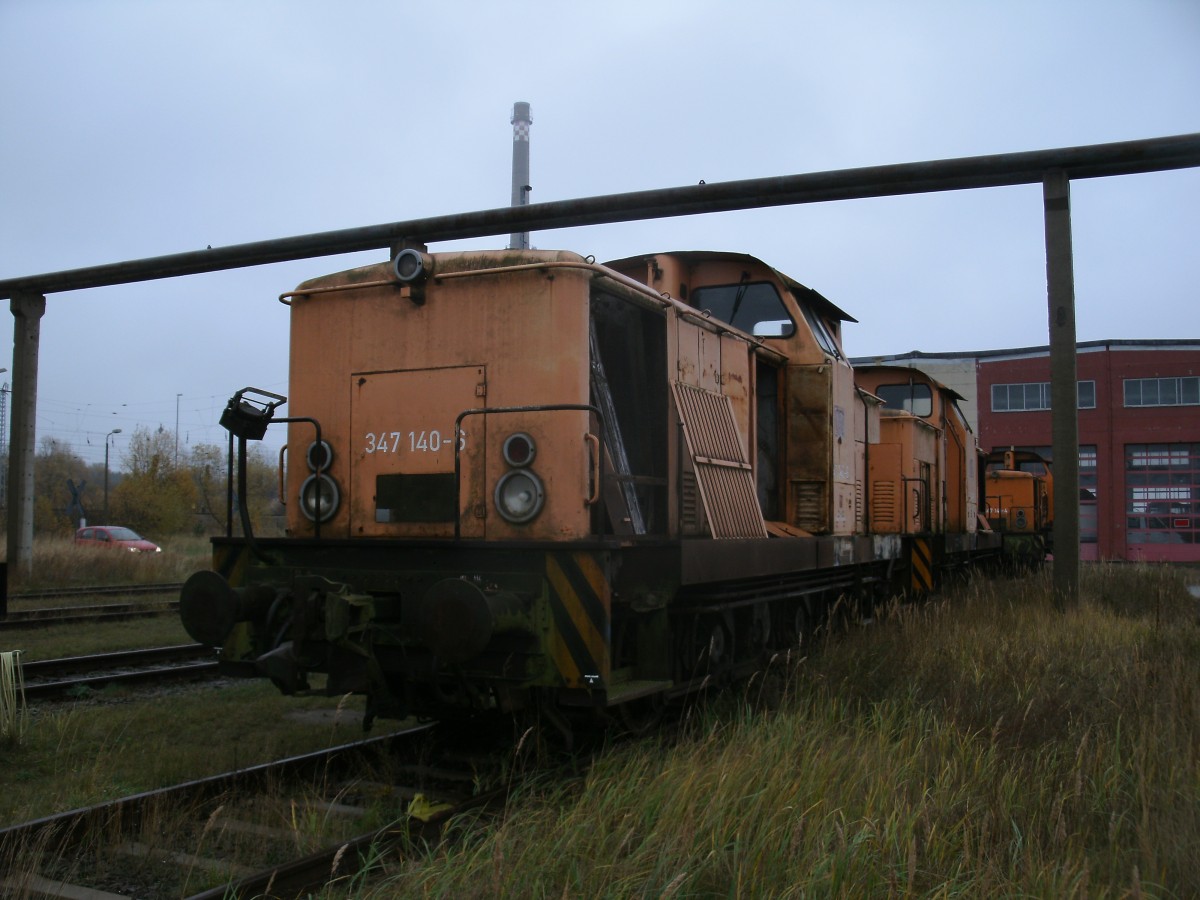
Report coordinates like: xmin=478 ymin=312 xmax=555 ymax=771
xmin=307 ymin=440 xmax=333 ymax=473
xmin=494 ymin=469 xmax=545 ymax=524
xmin=392 ymin=248 xmax=429 ymax=283
xmin=502 ymin=432 xmax=536 ymax=467
xmin=300 ymin=473 xmax=340 ymax=522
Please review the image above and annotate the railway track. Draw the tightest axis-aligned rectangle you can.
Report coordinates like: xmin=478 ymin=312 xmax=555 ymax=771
xmin=0 ymin=724 xmax=507 ymax=898
xmin=10 ymin=582 xmax=184 ymax=603
xmin=0 ymin=600 xmax=179 ymax=630
xmin=19 ymin=644 xmax=218 ymax=701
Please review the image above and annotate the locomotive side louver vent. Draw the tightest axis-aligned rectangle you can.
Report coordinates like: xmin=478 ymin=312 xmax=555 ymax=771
xmin=790 ymin=480 xmax=825 ymax=532
xmin=672 ymin=383 xmax=767 ymax=539
xmin=871 ymin=481 xmax=897 ymax=531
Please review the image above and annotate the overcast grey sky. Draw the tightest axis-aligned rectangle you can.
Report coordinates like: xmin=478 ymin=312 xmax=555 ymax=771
xmin=1 ymin=0 xmax=1197 ymax=469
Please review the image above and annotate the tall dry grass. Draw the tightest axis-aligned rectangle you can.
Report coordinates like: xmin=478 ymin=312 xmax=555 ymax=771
xmin=365 ymin=563 xmax=1199 ymax=898
xmin=6 ymin=534 xmax=213 ymax=590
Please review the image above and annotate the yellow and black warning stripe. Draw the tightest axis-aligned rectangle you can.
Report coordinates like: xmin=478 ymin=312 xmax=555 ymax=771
xmin=214 ymin=542 xmax=250 ymax=586
xmin=910 ymin=537 xmax=934 ymax=594
xmin=545 ymin=551 xmax=610 ymax=688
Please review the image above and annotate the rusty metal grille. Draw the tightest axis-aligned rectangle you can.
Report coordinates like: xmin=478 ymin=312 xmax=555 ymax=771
xmin=790 ymin=480 xmax=826 ymax=532
xmin=672 ymin=383 xmax=766 ymax=539
xmin=871 ymin=481 xmax=897 ymax=530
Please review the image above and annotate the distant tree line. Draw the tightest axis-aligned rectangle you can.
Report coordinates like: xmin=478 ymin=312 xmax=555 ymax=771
xmin=1 ymin=425 xmax=282 ymax=539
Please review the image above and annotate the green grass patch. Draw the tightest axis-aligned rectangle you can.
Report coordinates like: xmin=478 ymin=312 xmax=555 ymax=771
xmin=3 ymin=615 xmax=195 ymax=662
xmin=0 ymin=680 xmax=378 ymax=826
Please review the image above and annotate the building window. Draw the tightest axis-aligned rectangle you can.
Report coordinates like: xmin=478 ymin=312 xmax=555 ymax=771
xmin=1123 ymin=376 xmax=1200 ymax=408
xmin=991 ymin=381 xmax=1096 ymax=412
xmin=1079 ymin=446 xmax=1098 ymax=544
xmin=1126 ymin=443 xmax=1198 ymax=545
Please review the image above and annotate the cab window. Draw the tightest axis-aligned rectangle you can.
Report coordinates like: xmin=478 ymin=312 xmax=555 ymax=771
xmin=691 ymin=282 xmax=795 ymax=338
xmin=799 ymin=304 xmax=843 ymax=359
xmin=876 ymin=383 xmax=933 ymax=417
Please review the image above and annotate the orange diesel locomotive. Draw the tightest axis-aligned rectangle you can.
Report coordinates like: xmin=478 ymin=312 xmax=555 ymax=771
xmin=853 ymin=365 xmax=984 ymax=589
xmin=181 ymin=248 xmax=1001 ymax=734
xmin=983 ymin=448 xmax=1054 ymax=565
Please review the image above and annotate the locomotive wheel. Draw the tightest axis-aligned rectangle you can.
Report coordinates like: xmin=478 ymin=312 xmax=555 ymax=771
xmin=695 ymin=616 xmax=731 ymax=678
xmin=748 ymin=604 xmax=771 ymax=654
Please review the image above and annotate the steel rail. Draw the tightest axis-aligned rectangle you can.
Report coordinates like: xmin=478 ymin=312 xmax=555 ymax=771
xmin=0 ymin=723 xmax=480 ymax=899
xmin=0 ymin=727 xmax=431 ymax=857
xmin=188 ymin=785 xmax=506 ymax=900
xmin=9 ymin=582 xmax=183 ymax=602
xmin=1 ymin=133 xmax=1197 ymax=298
xmin=23 ymin=660 xmax=219 ymax=701
xmin=0 ymin=601 xmax=178 ymax=629
xmin=20 ymin=643 xmax=206 ymax=676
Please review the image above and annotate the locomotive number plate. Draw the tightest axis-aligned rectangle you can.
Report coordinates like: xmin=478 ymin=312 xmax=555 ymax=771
xmin=364 ymin=429 xmax=467 ymax=454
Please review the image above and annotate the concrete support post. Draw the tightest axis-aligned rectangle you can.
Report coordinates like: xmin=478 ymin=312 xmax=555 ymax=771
xmin=7 ymin=292 xmax=46 ymax=581
xmin=1043 ymin=171 xmax=1080 ymax=610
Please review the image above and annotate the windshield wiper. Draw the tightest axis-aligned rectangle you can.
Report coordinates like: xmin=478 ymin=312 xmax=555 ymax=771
xmin=728 ymin=272 xmax=751 ymax=327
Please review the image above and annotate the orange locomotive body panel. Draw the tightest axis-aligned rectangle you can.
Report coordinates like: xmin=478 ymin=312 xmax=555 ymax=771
xmin=984 ymin=470 xmax=1048 ymax=533
xmin=983 ymin=449 xmax=1053 ymax=535
xmin=286 ymin=251 xmax=595 ymax=543
xmin=866 ymin=414 xmax=939 ymax=534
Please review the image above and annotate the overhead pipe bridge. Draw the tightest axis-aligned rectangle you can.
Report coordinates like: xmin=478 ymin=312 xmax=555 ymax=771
xmin=3 ymin=132 xmax=1200 ymax=606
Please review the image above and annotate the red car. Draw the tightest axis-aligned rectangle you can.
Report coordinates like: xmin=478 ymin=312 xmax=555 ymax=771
xmin=75 ymin=525 xmax=161 ymax=553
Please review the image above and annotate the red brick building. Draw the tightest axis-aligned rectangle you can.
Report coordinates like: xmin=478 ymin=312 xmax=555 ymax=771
xmin=855 ymin=340 xmax=1200 ymax=562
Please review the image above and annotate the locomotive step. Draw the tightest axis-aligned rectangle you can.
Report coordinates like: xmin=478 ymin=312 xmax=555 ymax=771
xmin=605 ymin=679 xmax=674 ymax=706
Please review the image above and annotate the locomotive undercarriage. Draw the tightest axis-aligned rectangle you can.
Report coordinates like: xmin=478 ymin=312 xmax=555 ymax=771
xmin=180 ymin=532 xmax=933 ymax=739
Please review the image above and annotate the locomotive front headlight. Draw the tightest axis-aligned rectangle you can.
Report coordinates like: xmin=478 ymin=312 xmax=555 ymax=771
xmin=502 ymin=432 xmax=536 ymax=467
xmin=495 ymin=469 xmax=545 ymax=524
xmin=300 ymin=473 xmax=341 ymax=522
xmin=307 ymin=439 xmax=334 ymax=472
xmin=392 ymin=248 xmax=432 ymax=283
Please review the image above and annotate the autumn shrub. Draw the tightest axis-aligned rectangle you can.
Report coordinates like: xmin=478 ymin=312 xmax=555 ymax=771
xmin=9 ymin=426 xmax=280 ymax=542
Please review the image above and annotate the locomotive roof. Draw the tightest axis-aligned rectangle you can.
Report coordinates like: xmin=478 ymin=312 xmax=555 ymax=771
xmin=854 ymin=363 xmax=968 ymax=402
xmin=602 ymin=250 xmax=858 ymax=324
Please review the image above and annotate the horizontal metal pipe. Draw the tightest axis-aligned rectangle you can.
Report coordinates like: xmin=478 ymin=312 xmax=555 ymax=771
xmin=2 ymin=132 xmax=1198 ymax=299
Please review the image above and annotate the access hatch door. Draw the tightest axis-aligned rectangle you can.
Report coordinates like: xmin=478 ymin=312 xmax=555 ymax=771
xmin=349 ymin=366 xmax=487 ymax=538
